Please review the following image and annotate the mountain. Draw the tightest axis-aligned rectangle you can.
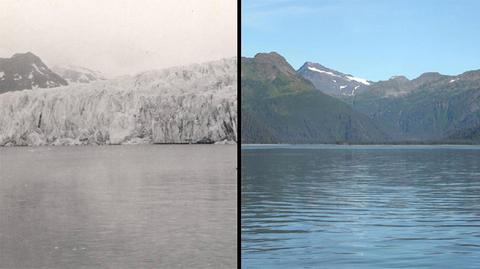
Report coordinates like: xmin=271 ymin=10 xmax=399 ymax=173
xmin=294 ymin=57 xmax=480 ymax=143
xmin=297 ymin=62 xmax=371 ymax=96
xmin=241 ymin=52 xmax=387 ymax=144
xmin=447 ymin=125 xmax=480 ymax=143
xmin=350 ymin=70 xmax=480 ymax=141
xmin=356 ymin=72 xmax=453 ymax=98
xmin=51 ymin=65 xmax=106 ymax=84
xmin=0 ymin=58 xmax=237 ymax=146
xmin=0 ymin=52 xmax=68 ymax=94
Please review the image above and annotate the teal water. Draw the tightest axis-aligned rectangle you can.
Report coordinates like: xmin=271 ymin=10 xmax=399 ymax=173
xmin=242 ymin=145 xmax=480 ymax=268
xmin=0 ymin=145 xmax=236 ymax=268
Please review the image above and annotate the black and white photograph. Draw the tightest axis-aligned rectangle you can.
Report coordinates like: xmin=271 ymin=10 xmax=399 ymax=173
xmin=0 ymin=0 xmax=237 ymax=268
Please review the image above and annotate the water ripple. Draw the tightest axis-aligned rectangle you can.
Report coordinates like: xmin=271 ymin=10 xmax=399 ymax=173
xmin=242 ymin=145 xmax=480 ymax=268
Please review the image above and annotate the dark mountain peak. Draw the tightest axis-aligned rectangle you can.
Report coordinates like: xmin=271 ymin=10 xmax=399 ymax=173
xmin=254 ymin=52 xmax=290 ymax=66
xmin=11 ymin=52 xmax=41 ymax=62
xmin=412 ymin=72 xmax=448 ymax=87
xmin=415 ymin=72 xmax=445 ymax=80
xmin=12 ymin=51 xmax=36 ymax=57
xmin=298 ymin=61 xmax=340 ymax=75
xmin=301 ymin=61 xmax=327 ymax=69
xmin=367 ymin=75 xmax=413 ymax=96
xmin=254 ymin=51 xmax=285 ymax=61
xmin=242 ymin=52 xmax=316 ymax=97
xmin=419 ymin=71 xmax=442 ymax=77
xmin=0 ymin=52 xmax=67 ymax=94
xmin=251 ymin=51 xmax=296 ymax=76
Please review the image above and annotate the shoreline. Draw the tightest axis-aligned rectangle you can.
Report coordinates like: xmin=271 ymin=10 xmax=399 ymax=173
xmin=241 ymin=141 xmax=480 ymax=146
xmin=0 ymin=141 xmax=237 ymax=148
xmin=241 ymin=144 xmax=480 ymax=149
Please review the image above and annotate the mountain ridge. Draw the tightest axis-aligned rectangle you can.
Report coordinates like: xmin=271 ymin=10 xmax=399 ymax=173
xmin=245 ymin=51 xmax=480 ymax=144
xmin=241 ymin=52 xmax=388 ymax=144
xmin=0 ymin=52 xmax=68 ymax=94
xmin=293 ymin=56 xmax=480 ymax=143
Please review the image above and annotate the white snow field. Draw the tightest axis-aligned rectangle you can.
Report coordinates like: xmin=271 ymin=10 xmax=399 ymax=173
xmin=0 ymin=58 xmax=237 ymax=146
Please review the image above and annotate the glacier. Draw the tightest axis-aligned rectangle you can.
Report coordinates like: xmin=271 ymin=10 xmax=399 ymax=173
xmin=0 ymin=58 xmax=237 ymax=146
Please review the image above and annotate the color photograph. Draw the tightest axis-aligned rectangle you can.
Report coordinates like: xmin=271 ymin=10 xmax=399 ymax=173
xmin=241 ymin=0 xmax=480 ymax=268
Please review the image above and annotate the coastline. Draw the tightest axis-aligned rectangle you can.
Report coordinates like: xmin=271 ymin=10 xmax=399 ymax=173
xmin=241 ymin=143 xmax=480 ymax=150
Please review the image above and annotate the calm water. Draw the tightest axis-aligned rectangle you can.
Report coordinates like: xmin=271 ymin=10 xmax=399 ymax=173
xmin=0 ymin=145 xmax=236 ymax=269
xmin=242 ymin=145 xmax=480 ymax=269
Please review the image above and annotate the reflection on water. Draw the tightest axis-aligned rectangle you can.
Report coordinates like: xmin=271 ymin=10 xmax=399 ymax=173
xmin=242 ymin=145 xmax=480 ymax=269
xmin=0 ymin=145 xmax=236 ymax=269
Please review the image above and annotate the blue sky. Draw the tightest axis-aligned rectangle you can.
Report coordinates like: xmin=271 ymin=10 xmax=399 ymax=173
xmin=242 ymin=0 xmax=480 ymax=81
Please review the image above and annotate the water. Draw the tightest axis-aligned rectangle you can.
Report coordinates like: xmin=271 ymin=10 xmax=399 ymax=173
xmin=242 ymin=145 xmax=480 ymax=268
xmin=0 ymin=145 xmax=236 ymax=268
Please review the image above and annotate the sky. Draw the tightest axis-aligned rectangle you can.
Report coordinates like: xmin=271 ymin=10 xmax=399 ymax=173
xmin=242 ymin=0 xmax=480 ymax=81
xmin=0 ymin=0 xmax=236 ymax=76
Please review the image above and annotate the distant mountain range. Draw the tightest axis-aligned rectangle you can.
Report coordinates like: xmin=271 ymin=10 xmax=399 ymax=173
xmin=348 ymin=70 xmax=480 ymax=142
xmin=0 ymin=52 xmax=105 ymax=94
xmin=241 ymin=52 xmax=387 ymax=144
xmin=243 ymin=51 xmax=480 ymax=144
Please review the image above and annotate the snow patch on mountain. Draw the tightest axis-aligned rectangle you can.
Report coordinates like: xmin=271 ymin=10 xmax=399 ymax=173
xmin=298 ymin=62 xmax=371 ymax=96
xmin=307 ymin=66 xmax=341 ymax=78
xmin=352 ymin=85 xmax=360 ymax=95
xmin=346 ymin=75 xmax=370 ymax=85
xmin=31 ymin=63 xmax=44 ymax=74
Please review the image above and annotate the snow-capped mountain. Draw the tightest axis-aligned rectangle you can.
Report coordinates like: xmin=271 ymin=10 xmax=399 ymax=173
xmin=297 ymin=62 xmax=371 ymax=96
xmin=0 ymin=58 xmax=237 ymax=146
xmin=0 ymin=52 xmax=68 ymax=94
xmin=52 ymin=65 xmax=106 ymax=84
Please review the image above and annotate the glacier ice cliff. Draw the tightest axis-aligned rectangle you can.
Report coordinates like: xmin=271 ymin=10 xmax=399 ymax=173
xmin=0 ymin=58 xmax=237 ymax=146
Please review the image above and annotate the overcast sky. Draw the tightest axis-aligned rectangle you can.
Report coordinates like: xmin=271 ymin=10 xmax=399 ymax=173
xmin=0 ymin=0 xmax=237 ymax=76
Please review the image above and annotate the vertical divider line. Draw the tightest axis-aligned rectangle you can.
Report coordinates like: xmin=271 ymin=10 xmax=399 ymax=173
xmin=237 ymin=0 xmax=242 ymax=268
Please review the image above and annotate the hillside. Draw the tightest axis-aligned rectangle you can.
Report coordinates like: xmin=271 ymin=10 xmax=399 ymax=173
xmin=349 ymin=71 xmax=480 ymax=141
xmin=241 ymin=52 xmax=387 ymax=144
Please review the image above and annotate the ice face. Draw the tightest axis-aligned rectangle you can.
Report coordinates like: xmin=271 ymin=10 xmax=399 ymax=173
xmin=0 ymin=58 xmax=237 ymax=146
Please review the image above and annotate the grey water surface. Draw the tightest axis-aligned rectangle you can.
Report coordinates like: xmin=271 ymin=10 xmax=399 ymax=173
xmin=242 ymin=145 xmax=480 ymax=268
xmin=0 ymin=145 xmax=236 ymax=269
